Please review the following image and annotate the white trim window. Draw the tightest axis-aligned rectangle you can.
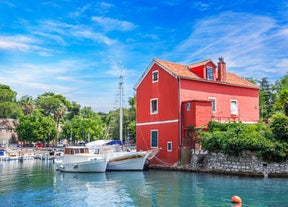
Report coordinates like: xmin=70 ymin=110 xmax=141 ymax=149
xmin=150 ymin=98 xmax=158 ymax=114
xmin=230 ymin=100 xmax=238 ymax=114
xmin=208 ymin=97 xmax=216 ymax=113
xmin=167 ymin=141 xmax=172 ymax=152
xmin=151 ymin=130 xmax=158 ymax=148
xmin=152 ymin=70 xmax=159 ymax=83
xmin=206 ymin=66 xmax=214 ymax=80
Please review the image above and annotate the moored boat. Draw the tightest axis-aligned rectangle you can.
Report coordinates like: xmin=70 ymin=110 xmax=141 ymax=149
xmin=57 ymin=146 xmax=108 ymax=173
xmin=86 ymin=140 xmax=159 ymax=171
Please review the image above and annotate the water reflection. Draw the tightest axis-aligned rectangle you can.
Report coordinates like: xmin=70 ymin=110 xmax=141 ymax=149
xmin=1 ymin=161 xmax=288 ymax=206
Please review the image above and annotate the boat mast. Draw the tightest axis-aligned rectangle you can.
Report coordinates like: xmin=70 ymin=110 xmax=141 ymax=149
xmin=119 ymin=72 xmax=123 ymax=143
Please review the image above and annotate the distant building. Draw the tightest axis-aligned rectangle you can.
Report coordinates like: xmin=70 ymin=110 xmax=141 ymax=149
xmin=135 ymin=57 xmax=259 ymax=166
xmin=0 ymin=119 xmax=18 ymax=146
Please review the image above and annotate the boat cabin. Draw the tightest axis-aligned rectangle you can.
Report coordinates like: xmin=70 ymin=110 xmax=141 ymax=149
xmin=64 ymin=147 xmax=89 ymax=155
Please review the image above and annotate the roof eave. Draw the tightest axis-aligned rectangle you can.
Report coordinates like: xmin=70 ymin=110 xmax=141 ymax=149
xmin=178 ymin=76 xmax=259 ymax=89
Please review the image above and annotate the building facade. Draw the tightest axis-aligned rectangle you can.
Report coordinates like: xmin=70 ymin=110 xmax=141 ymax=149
xmin=135 ymin=57 xmax=259 ymax=166
xmin=0 ymin=119 xmax=18 ymax=146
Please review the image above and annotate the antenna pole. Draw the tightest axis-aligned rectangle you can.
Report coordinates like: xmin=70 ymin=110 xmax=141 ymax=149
xmin=119 ymin=72 xmax=123 ymax=143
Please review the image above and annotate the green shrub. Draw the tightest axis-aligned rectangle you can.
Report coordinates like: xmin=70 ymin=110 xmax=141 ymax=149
xmin=202 ymin=121 xmax=288 ymax=163
xmin=270 ymin=113 xmax=288 ymax=141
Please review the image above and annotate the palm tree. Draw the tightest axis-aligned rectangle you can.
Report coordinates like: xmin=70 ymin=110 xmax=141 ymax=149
xmin=19 ymin=95 xmax=35 ymax=115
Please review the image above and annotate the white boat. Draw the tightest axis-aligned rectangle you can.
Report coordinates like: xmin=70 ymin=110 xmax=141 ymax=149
xmin=57 ymin=146 xmax=108 ymax=173
xmin=86 ymin=140 xmax=159 ymax=171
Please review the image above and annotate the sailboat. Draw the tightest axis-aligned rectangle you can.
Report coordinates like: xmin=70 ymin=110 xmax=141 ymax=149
xmin=86 ymin=74 xmax=159 ymax=171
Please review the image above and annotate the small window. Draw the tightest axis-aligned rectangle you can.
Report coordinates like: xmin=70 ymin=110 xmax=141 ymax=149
xmin=206 ymin=67 xmax=213 ymax=80
xmin=186 ymin=103 xmax=190 ymax=111
xmin=152 ymin=70 xmax=159 ymax=82
xmin=208 ymin=97 xmax=216 ymax=113
xmin=150 ymin=98 xmax=158 ymax=114
xmin=167 ymin=141 xmax=172 ymax=152
xmin=230 ymin=100 xmax=238 ymax=114
xmin=151 ymin=130 xmax=158 ymax=148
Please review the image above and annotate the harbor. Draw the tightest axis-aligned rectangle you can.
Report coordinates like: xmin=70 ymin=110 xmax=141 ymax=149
xmin=0 ymin=146 xmax=63 ymax=162
xmin=1 ymin=159 xmax=288 ymax=206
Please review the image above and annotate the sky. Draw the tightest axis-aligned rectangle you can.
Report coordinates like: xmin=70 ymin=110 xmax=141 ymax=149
xmin=0 ymin=0 xmax=287 ymax=112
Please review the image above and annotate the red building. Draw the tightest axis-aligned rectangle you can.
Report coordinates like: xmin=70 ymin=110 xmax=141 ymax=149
xmin=135 ymin=57 xmax=259 ymax=166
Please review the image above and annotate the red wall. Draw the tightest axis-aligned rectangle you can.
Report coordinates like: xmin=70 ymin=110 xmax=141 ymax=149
xmin=136 ymin=64 xmax=179 ymax=123
xmin=180 ymin=79 xmax=259 ymax=122
xmin=136 ymin=122 xmax=179 ymax=165
xmin=136 ymin=63 xmax=180 ymax=165
xmin=182 ymin=100 xmax=212 ymax=127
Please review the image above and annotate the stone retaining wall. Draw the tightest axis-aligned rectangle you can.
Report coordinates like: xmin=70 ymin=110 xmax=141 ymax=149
xmin=190 ymin=150 xmax=288 ymax=177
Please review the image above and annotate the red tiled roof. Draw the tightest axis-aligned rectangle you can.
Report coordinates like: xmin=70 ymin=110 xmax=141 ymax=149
xmin=225 ymin=73 xmax=258 ymax=88
xmin=153 ymin=58 xmax=258 ymax=89
xmin=188 ymin=59 xmax=216 ymax=68
xmin=154 ymin=59 xmax=201 ymax=79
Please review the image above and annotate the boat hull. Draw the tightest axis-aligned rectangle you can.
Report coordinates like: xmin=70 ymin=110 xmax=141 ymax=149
xmin=59 ymin=158 xmax=108 ymax=173
xmin=107 ymin=151 xmax=151 ymax=171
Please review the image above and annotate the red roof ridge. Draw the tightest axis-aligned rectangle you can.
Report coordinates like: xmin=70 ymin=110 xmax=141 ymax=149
xmin=152 ymin=58 xmax=258 ymax=89
xmin=188 ymin=59 xmax=216 ymax=68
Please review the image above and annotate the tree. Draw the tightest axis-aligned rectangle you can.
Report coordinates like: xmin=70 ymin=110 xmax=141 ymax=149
xmin=16 ymin=110 xmax=57 ymax=143
xmin=80 ymin=106 xmax=98 ymax=118
xmin=36 ymin=92 xmax=70 ymax=128
xmin=270 ymin=113 xmax=288 ymax=141
xmin=258 ymin=77 xmax=275 ymax=120
xmin=274 ymin=74 xmax=288 ymax=116
xmin=61 ymin=115 xmax=105 ymax=143
xmin=127 ymin=95 xmax=136 ymax=142
xmin=0 ymin=84 xmax=17 ymax=102
xmin=0 ymin=84 xmax=22 ymax=118
xmin=19 ymin=95 xmax=35 ymax=115
xmin=65 ymin=101 xmax=80 ymax=120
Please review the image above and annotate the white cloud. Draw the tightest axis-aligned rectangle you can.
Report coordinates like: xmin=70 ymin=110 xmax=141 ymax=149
xmin=74 ymin=30 xmax=116 ymax=45
xmin=173 ymin=11 xmax=288 ymax=80
xmin=0 ymin=35 xmax=33 ymax=51
xmin=0 ymin=35 xmax=54 ymax=56
xmin=91 ymin=16 xmax=136 ymax=31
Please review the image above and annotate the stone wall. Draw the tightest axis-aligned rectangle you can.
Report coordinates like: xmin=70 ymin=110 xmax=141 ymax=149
xmin=190 ymin=150 xmax=288 ymax=177
xmin=0 ymin=118 xmax=18 ymax=145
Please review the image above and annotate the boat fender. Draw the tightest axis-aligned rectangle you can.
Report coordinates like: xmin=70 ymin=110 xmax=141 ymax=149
xmin=231 ymin=195 xmax=242 ymax=203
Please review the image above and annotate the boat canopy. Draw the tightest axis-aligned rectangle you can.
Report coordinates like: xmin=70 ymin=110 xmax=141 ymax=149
xmin=86 ymin=140 xmax=122 ymax=154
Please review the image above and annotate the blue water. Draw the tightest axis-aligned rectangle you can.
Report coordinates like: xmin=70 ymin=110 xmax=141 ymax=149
xmin=0 ymin=160 xmax=288 ymax=207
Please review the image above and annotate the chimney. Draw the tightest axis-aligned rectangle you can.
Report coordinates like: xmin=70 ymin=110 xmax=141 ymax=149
xmin=217 ymin=56 xmax=226 ymax=82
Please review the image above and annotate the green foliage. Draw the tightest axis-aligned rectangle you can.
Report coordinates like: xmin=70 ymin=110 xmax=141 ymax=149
xmin=80 ymin=106 xmax=98 ymax=118
xmin=270 ymin=113 xmax=288 ymax=141
xmin=202 ymin=121 xmax=288 ymax=163
xmin=258 ymin=77 xmax=275 ymax=119
xmin=16 ymin=110 xmax=57 ymax=143
xmin=61 ymin=115 xmax=105 ymax=142
xmin=0 ymin=84 xmax=22 ymax=118
xmin=0 ymin=84 xmax=17 ymax=102
xmin=19 ymin=95 xmax=35 ymax=115
xmin=0 ymin=102 xmax=23 ymax=118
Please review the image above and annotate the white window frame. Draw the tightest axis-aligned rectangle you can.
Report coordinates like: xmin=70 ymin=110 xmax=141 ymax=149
xmin=208 ymin=97 xmax=216 ymax=113
xmin=206 ymin=66 xmax=214 ymax=80
xmin=186 ymin=103 xmax=190 ymax=111
xmin=151 ymin=130 xmax=158 ymax=148
xmin=150 ymin=98 xmax=158 ymax=114
xmin=230 ymin=100 xmax=238 ymax=114
xmin=152 ymin=70 xmax=159 ymax=83
xmin=167 ymin=141 xmax=172 ymax=152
